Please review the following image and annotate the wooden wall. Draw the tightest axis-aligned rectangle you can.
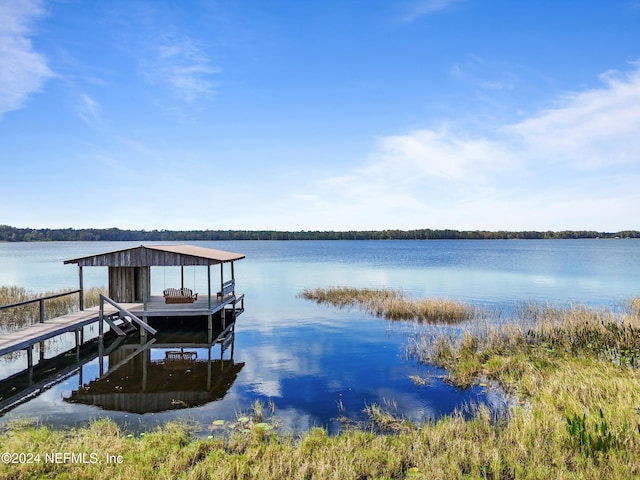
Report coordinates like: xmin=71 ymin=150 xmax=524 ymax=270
xmin=108 ymin=266 xmax=150 ymax=302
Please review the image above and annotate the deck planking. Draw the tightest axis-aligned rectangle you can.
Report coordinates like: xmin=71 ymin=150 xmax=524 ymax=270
xmin=0 ymin=294 xmax=244 ymax=358
xmin=0 ymin=308 xmax=108 ymax=357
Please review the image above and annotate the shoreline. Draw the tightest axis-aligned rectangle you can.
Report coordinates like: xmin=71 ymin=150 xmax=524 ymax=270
xmin=2 ymin=225 xmax=639 ymax=242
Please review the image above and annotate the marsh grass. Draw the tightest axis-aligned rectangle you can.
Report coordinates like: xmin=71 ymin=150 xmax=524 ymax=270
xmin=2 ymin=293 xmax=640 ymax=479
xmin=300 ymin=287 xmax=474 ymax=324
xmin=408 ymin=300 xmax=640 ymax=382
xmin=2 ymin=389 xmax=639 ymax=480
xmin=0 ymin=285 xmax=105 ymax=332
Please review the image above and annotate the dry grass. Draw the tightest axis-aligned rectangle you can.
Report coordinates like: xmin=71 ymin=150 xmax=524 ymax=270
xmin=2 ymin=292 xmax=639 ymax=479
xmin=300 ymin=287 xmax=474 ymax=324
xmin=2 ymin=378 xmax=639 ymax=480
xmin=407 ymin=300 xmax=640 ymax=383
xmin=0 ymin=285 xmax=105 ymax=332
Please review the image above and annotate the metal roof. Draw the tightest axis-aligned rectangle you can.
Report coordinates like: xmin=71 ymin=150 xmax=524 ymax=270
xmin=64 ymin=244 xmax=246 ymax=267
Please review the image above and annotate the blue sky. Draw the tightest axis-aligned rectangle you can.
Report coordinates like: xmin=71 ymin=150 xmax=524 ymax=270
xmin=1 ymin=0 xmax=639 ymax=232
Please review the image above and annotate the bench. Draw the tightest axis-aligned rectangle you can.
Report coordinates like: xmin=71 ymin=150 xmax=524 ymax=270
xmin=163 ymin=287 xmax=198 ymax=304
xmin=165 ymin=350 xmax=197 ymax=361
xmin=217 ymin=280 xmax=235 ymax=301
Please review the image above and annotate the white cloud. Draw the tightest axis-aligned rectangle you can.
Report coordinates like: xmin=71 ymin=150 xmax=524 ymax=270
xmin=0 ymin=0 xmax=53 ymax=117
xmin=76 ymin=94 xmax=101 ymax=126
xmin=400 ymin=0 xmax=462 ymax=22
xmin=507 ymin=66 xmax=640 ymax=169
xmin=144 ymin=35 xmax=219 ymax=103
xmin=305 ymin=64 xmax=640 ymax=231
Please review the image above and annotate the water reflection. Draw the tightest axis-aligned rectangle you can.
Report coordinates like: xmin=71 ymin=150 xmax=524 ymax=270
xmin=0 ymin=336 xmax=110 ymax=415
xmin=65 ymin=333 xmax=244 ymax=414
xmin=0 ymin=315 xmax=510 ymax=435
xmin=0 ymin=327 xmax=243 ymax=418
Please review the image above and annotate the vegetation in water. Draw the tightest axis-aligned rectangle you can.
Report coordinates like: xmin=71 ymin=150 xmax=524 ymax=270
xmin=299 ymin=286 xmax=475 ymax=324
xmin=2 ymin=288 xmax=640 ymax=478
xmin=0 ymin=286 xmax=105 ymax=332
xmin=407 ymin=299 xmax=640 ymax=388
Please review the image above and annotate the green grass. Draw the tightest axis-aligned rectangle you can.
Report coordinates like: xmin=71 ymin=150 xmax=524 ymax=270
xmin=2 ymin=288 xmax=640 ymax=479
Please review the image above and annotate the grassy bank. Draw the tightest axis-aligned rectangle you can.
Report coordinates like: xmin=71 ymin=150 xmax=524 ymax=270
xmin=1 ymin=290 xmax=640 ymax=478
xmin=0 ymin=286 xmax=105 ymax=331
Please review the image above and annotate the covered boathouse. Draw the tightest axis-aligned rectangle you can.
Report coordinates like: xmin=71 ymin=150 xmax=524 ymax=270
xmin=63 ymin=244 xmax=245 ymax=333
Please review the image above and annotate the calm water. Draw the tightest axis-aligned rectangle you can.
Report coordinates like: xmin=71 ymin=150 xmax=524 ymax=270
xmin=0 ymin=240 xmax=638 ymax=435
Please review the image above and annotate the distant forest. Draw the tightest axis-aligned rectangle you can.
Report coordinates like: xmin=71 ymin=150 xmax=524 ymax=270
xmin=1 ymin=225 xmax=638 ymax=242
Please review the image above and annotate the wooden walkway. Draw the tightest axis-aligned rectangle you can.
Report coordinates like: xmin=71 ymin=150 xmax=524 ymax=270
xmin=0 ymin=294 xmax=244 ymax=359
xmin=0 ymin=307 xmax=111 ymax=358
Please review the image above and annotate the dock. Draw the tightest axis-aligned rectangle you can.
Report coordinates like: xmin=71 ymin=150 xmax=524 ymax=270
xmin=0 ymin=243 xmax=246 ymax=372
xmin=0 ymin=308 xmax=106 ymax=358
xmin=0 ymin=293 xmax=243 ymax=372
xmin=0 ymin=294 xmax=244 ymax=358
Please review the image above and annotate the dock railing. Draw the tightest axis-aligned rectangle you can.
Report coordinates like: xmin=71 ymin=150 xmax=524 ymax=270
xmin=0 ymin=289 xmax=83 ymax=325
xmin=99 ymin=294 xmax=157 ymax=337
xmin=217 ymin=279 xmax=235 ymax=300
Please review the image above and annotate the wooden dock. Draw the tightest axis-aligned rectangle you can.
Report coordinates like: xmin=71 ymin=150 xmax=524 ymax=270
xmin=1 ymin=243 xmax=246 ymax=374
xmin=0 ymin=294 xmax=244 ymax=362
xmin=0 ymin=308 xmax=108 ymax=358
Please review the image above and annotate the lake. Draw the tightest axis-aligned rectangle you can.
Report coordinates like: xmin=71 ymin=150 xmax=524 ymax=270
xmin=0 ymin=239 xmax=639 ymax=435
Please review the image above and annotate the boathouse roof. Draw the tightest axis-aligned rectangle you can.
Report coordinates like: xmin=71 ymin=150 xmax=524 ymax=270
xmin=64 ymin=244 xmax=246 ymax=267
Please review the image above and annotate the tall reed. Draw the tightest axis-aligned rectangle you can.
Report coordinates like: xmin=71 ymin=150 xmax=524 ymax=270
xmin=300 ymin=287 xmax=474 ymax=324
xmin=0 ymin=285 xmax=106 ymax=332
xmin=407 ymin=298 xmax=640 ymax=388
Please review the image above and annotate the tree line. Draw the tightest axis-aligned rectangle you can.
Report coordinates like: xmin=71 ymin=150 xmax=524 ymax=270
xmin=1 ymin=225 xmax=638 ymax=242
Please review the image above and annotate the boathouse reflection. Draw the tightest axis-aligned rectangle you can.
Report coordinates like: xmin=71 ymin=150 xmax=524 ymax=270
xmin=66 ymin=330 xmax=244 ymax=413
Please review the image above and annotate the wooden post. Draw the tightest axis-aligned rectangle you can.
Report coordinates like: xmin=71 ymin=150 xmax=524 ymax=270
xmin=39 ymin=299 xmax=45 ymax=323
xmin=98 ymin=337 xmax=104 ymax=376
xmin=142 ymin=282 xmax=148 ymax=336
xmin=220 ymin=263 xmax=224 ymax=297
xmin=26 ymin=345 xmax=33 ymax=369
xmin=231 ymin=261 xmax=236 ymax=318
xmin=39 ymin=341 xmax=45 ymax=361
xmin=27 ymin=346 xmax=33 ymax=385
xmin=99 ymin=297 xmax=104 ymax=338
xmin=78 ymin=266 xmax=84 ymax=310
xmin=230 ymin=325 xmax=235 ymax=360
xmin=207 ymin=265 xmax=212 ymax=309
xmin=207 ymin=265 xmax=212 ymax=334
xmin=181 ymin=266 xmax=184 ymax=289
xmin=142 ymin=267 xmax=148 ymax=311
xmin=75 ymin=330 xmax=80 ymax=360
xmin=141 ymin=317 xmax=147 ymax=339
xmin=207 ymin=346 xmax=212 ymax=390
xmin=142 ymin=346 xmax=148 ymax=392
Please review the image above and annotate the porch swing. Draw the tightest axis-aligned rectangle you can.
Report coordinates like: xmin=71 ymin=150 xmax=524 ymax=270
xmin=163 ymin=265 xmax=198 ymax=304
